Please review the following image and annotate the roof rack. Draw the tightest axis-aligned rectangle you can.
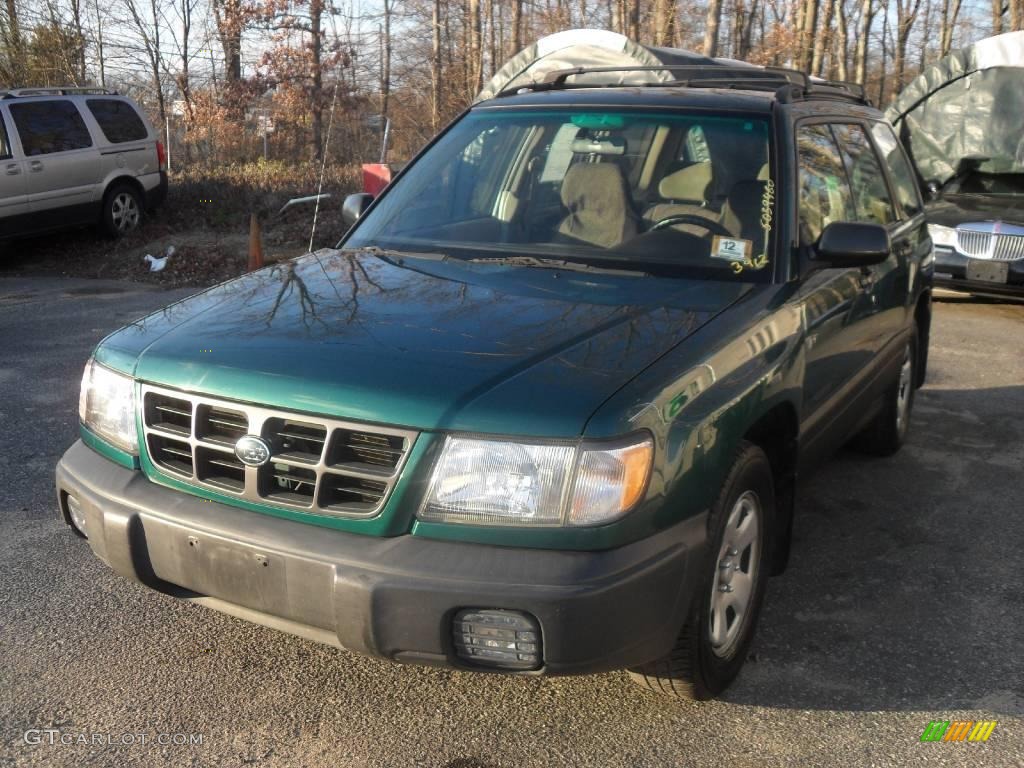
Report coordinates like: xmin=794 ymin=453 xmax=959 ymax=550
xmin=496 ymin=65 xmax=871 ymax=106
xmin=0 ymin=87 xmax=119 ymax=99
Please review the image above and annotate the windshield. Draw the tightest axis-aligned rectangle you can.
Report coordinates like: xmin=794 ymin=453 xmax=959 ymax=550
xmin=343 ymin=108 xmax=775 ymax=281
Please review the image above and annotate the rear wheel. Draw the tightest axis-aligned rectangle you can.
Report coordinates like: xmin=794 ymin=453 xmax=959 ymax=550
xmin=101 ymin=183 xmax=143 ymax=238
xmin=628 ymin=441 xmax=773 ymax=700
xmin=853 ymin=322 xmax=918 ymax=456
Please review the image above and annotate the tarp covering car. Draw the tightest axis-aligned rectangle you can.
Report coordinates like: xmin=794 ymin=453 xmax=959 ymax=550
xmin=885 ymin=31 xmax=1024 ymax=187
xmin=475 ymin=28 xmax=732 ymax=102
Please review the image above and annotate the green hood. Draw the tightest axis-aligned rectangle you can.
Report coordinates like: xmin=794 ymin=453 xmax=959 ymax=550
xmin=97 ymin=251 xmax=750 ymax=436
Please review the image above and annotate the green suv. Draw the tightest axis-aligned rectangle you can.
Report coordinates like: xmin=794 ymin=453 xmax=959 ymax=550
xmin=56 ymin=65 xmax=933 ymax=700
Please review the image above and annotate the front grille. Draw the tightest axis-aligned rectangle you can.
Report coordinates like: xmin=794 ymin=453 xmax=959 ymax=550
xmin=956 ymin=228 xmax=1024 ymax=261
xmin=141 ymin=385 xmax=417 ymax=518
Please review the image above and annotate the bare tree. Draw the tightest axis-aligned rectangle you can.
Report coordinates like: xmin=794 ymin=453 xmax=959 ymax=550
xmin=652 ymin=0 xmax=676 ymax=45
xmin=469 ymin=0 xmax=482 ymax=94
xmin=854 ymin=0 xmax=875 ymax=84
xmin=703 ymin=0 xmax=724 ymax=56
xmin=432 ymin=0 xmax=441 ymax=128
xmin=212 ymin=0 xmax=244 ymax=82
xmin=893 ymin=0 xmax=922 ymax=89
xmin=511 ymin=0 xmax=522 ymax=53
xmin=813 ymin=0 xmax=833 ymax=74
xmin=380 ymin=0 xmax=391 ymax=122
xmin=939 ymin=0 xmax=963 ymax=53
xmin=310 ymin=0 xmax=324 ymax=162
xmin=799 ymin=0 xmax=821 ymax=71
xmin=834 ymin=0 xmax=849 ymax=79
xmin=123 ymin=0 xmax=167 ymax=141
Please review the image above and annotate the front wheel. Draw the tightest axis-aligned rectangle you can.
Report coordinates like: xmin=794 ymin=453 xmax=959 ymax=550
xmin=628 ymin=441 xmax=773 ymax=700
xmin=101 ymin=183 xmax=143 ymax=238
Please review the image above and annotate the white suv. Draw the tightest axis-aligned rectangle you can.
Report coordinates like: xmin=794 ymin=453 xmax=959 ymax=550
xmin=0 ymin=87 xmax=167 ymax=240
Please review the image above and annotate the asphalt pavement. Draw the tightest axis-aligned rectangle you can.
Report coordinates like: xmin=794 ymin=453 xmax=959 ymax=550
xmin=0 ymin=277 xmax=1021 ymax=767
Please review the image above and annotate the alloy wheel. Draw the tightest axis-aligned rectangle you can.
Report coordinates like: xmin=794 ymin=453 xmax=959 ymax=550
xmin=111 ymin=192 xmax=140 ymax=233
xmin=709 ymin=490 xmax=761 ymax=658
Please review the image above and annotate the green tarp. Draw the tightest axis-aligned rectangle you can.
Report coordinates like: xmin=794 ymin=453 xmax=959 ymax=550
xmin=886 ymin=31 xmax=1024 ymax=185
xmin=475 ymin=29 xmax=719 ymax=103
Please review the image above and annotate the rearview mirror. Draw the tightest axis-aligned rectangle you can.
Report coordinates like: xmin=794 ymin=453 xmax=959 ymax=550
xmin=812 ymin=222 xmax=890 ymax=268
xmin=342 ymin=193 xmax=374 ymax=228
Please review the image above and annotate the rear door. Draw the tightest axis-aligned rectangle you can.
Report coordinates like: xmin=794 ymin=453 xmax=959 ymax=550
xmin=869 ymin=119 xmax=929 ymax=321
xmin=9 ymin=98 xmax=100 ymax=222
xmin=83 ymin=97 xmax=158 ymax=182
xmin=0 ymin=106 xmax=29 ymax=224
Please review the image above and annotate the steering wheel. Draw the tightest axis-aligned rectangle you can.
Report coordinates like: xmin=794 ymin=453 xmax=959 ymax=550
xmin=650 ymin=213 xmax=733 ymax=237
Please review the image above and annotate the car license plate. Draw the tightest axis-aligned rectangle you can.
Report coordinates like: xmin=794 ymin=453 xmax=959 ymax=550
xmin=967 ymin=259 xmax=1009 ymax=284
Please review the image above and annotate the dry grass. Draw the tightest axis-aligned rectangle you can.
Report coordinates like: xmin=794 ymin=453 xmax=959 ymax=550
xmin=0 ymin=161 xmax=365 ymax=288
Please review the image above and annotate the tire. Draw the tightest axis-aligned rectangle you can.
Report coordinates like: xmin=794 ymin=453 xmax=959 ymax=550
xmin=852 ymin=322 xmax=918 ymax=457
xmin=628 ymin=441 xmax=774 ymax=700
xmin=101 ymin=183 xmax=143 ymax=238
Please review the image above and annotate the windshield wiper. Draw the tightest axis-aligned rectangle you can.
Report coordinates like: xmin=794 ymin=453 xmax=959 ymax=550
xmin=466 ymin=255 xmax=647 ymax=276
xmin=341 ymin=246 xmax=449 ymax=261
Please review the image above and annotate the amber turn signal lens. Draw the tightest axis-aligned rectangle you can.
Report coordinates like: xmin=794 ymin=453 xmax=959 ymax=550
xmin=568 ymin=436 xmax=653 ymax=527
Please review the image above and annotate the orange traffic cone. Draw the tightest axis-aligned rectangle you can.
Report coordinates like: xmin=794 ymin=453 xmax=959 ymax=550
xmin=248 ymin=213 xmax=264 ymax=271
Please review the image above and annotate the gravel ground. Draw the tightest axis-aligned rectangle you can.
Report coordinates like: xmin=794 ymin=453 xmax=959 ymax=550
xmin=0 ymin=278 xmax=1021 ymax=768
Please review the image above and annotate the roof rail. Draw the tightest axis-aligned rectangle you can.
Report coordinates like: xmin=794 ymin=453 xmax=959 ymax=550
xmin=496 ymin=65 xmax=872 ymax=106
xmin=0 ymin=87 xmax=119 ymax=99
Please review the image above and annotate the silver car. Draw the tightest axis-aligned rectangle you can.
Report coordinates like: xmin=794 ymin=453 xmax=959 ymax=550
xmin=0 ymin=87 xmax=167 ymax=240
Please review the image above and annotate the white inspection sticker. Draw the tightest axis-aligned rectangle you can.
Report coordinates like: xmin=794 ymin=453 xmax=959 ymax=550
xmin=711 ymin=236 xmax=752 ymax=262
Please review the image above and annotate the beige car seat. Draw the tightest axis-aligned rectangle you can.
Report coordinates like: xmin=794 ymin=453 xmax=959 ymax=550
xmin=557 ymin=163 xmax=639 ymax=248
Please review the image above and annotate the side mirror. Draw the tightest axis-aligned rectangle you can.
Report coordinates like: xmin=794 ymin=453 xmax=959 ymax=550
xmin=342 ymin=193 xmax=374 ymax=228
xmin=812 ymin=222 xmax=890 ymax=268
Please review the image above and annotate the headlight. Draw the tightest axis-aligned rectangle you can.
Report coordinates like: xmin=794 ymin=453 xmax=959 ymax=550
xmin=79 ymin=359 xmax=138 ymax=453
xmin=419 ymin=434 xmax=653 ymax=527
xmin=929 ymin=224 xmax=957 ymax=248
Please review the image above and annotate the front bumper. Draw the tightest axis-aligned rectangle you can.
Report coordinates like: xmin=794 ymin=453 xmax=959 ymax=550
xmin=934 ymin=247 xmax=1024 ymax=297
xmin=57 ymin=440 xmax=706 ymax=675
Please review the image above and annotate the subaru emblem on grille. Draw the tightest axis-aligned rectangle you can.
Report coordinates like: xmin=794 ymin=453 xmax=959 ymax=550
xmin=234 ymin=435 xmax=271 ymax=467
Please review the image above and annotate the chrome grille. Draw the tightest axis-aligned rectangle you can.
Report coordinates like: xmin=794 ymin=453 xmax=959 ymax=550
xmin=141 ymin=384 xmax=417 ymax=518
xmin=955 ymin=228 xmax=1024 ymax=261
xmin=995 ymin=233 xmax=1024 ymax=261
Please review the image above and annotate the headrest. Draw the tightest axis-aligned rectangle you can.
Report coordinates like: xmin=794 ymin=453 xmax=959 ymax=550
xmin=658 ymin=161 xmax=712 ymax=202
xmin=560 ymin=163 xmax=629 ymax=207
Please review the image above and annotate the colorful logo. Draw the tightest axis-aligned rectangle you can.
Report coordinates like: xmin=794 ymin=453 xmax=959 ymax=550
xmin=920 ymin=720 xmax=997 ymax=742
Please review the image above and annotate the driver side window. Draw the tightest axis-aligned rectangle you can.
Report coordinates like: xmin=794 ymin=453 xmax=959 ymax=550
xmin=797 ymin=124 xmax=855 ymax=245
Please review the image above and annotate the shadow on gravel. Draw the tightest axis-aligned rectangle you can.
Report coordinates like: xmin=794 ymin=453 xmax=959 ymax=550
xmin=723 ymin=383 xmax=1023 ymax=714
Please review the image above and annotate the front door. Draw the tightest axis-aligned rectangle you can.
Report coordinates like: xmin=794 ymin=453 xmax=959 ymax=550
xmin=0 ymin=107 xmax=29 ymax=225
xmin=793 ymin=122 xmax=880 ymax=466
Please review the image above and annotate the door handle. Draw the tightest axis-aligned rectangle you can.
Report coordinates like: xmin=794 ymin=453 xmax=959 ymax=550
xmin=29 ymin=160 xmax=43 ymax=172
xmin=4 ymin=163 xmax=19 ymax=176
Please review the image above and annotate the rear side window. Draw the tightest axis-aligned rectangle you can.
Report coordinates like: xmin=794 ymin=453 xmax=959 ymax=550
xmin=9 ymin=101 xmax=92 ymax=155
xmin=870 ymin=122 xmax=924 ymax=219
xmin=831 ymin=123 xmax=896 ymax=226
xmin=87 ymin=99 xmax=148 ymax=143
xmin=796 ymin=124 xmax=854 ymax=244
xmin=0 ymin=113 xmax=10 ymax=159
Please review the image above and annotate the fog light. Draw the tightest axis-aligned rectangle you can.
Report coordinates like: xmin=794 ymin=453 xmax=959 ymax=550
xmin=66 ymin=494 xmax=87 ymax=538
xmin=453 ymin=609 xmax=541 ymax=670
